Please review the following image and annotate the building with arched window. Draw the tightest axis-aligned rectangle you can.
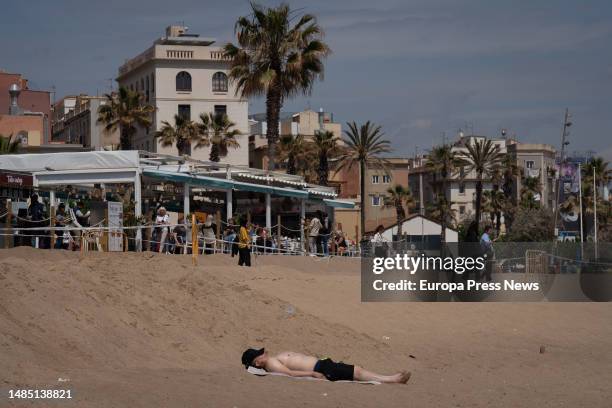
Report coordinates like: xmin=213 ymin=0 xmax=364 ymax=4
xmin=212 ymin=72 xmax=228 ymax=92
xmin=175 ymin=71 xmax=192 ymax=92
xmin=116 ymin=25 xmax=248 ymax=165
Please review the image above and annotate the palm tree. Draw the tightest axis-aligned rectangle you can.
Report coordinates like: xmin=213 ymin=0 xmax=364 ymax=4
xmin=457 ymin=138 xmax=504 ymax=226
xmin=499 ymin=153 xmax=520 ymax=231
xmin=224 ymin=3 xmax=330 ymax=170
xmin=583 ymin=157 xmax=611 ymax=191
xmin=426 ymin=197 xmax=457 ymax=231
xmin=335 ymin=121 xmax=392 ymax=238
xmin=520 ymin=176 xmax=541 ymax=209
xmin=582 ymin=157 xmax=611 ymax=239
xmin=425 ymin=144 xmax=460 ymax=243
xmin=278 ymin=134 xmax=309 ymax=175
xmin=198 ymin=113 xmax=241 ymax=162
xmin=155 ymin=114 xmax=201 ymax=156
xmin=0 ymin=134 xmax=20 ymax=154
xmin=482 ymin=189 xmax=505 ymax=233
xmin=313 ymin=129 xmax=339 ymax=186
xmin=97 ymin=86 xmax=155 ymax=150
xmin=384 ymin=184 xmax=415 ymax=239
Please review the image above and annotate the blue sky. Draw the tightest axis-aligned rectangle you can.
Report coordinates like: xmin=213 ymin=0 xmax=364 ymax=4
xmin=1 ymin=0 xmax=611 ymax=158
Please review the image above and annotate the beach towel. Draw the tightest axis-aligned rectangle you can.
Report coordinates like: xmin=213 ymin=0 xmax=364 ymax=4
xmin=246 ymin=366 xmax=381 ymax=385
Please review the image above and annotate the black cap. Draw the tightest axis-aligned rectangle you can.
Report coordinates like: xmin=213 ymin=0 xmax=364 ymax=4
xmin=241 ymin=348 xmax=264 ymax=368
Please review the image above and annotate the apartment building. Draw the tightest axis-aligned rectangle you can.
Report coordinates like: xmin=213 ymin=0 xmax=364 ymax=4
xmin=362 ymin=158 xmax=411 ymax=233
xmin=52 ymin=95 xmax=120 ymax=149
xmin=408 ymin=134 xmax=557 ymax=223
xmin=116 ymin=25 xmax=249 ymax=165
xmin=507 ymin=140 xmax=557 ymax=209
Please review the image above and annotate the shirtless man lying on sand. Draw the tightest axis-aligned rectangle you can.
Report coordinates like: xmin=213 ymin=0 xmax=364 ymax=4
xmin=242 ymin=348 xmax=411 ymax=384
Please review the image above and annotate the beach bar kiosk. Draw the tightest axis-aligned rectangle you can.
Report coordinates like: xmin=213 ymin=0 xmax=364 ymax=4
xmin=0 ymin=150 xmax=354 ymax=249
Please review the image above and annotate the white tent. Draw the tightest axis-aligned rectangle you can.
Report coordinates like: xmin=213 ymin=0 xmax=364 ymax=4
xmin=381 ymin=214 xmax=458 ymax=243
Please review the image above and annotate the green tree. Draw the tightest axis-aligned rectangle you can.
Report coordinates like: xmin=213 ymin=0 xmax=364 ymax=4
xmin=155 ymin=114 xmax=201 ymax=156
xmin=224 ymin=3 xmax=330 ymax=170
xmin=505 ymin=207 xmax=554 ymax=242
xmin=278 ymin=134 xmax=308 ymax=175
xmin=482 ymin=189 xmax=505 ymax=233
xmin=313 ymin=129 xmax=339 ymax=186
xmin=583 ymin=157 xmax=611 ymax=191
xmin=498 ymin=153 xmax=520 ymax=231
xmin=97 ymin=86 xmax=155 ymax=150
xmin=426 ymin=144 xmax=460 ymax=243
xmin=426 ymin=196 xmax=457 ymax=231
xmin=457 ymin=138 xmax=504 ymax=226
xmin=520 ymin=176 xmax=541 ymax=209
xmin=383 ymin=184 xmax=414 ymax=239
xmin=0 ymin=134 xmax=20 ymax=154
xmin=198 ymin=113 xmax=241 ymax=162
xmin=581 ymin=158 xmax=611 ymax=240
xmin=335 ymin=121 xmax=392 ymax=238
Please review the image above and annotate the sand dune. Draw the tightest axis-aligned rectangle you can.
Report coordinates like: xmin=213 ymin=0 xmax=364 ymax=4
xmin=1 ymin=247 xmax=611 ymax=407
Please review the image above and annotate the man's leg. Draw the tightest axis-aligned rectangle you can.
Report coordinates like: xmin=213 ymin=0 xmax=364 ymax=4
xmin=245 ymin=248 xmax=251 ymax=267
xmin=238 ymin=247 xmax=245 ymax=266
xmin=352 ymin=366 xmax=411 ymax=384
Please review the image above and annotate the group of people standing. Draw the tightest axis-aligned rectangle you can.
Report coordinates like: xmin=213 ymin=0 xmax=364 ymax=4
xmin=305 ymin=211 xmax=350 ymax=256
xmin=22 ymin=193 xmax=91 ymax=250
xmin=149 ymin=205 xmax=357 ymax=266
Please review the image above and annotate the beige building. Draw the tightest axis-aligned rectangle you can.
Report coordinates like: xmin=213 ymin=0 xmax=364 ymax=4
xmin=363 ymin=158 xmax=411 ymax=233
xmin=507 ymin=141 xmax=557 ymax=209
xmin=52 ymin=95 xmax=120 ymax=149
xmin=116 ymin=25 xmax=249 ymax=165
xmin=249 ymin=108 xmax=341 ymax=170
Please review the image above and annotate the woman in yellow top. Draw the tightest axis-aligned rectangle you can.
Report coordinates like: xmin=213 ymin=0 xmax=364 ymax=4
xmin=238 ymin=218 xmax=251 ymax=267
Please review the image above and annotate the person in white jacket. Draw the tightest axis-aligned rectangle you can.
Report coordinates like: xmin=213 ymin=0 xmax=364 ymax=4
xmin=155 ymin=207 xmax=170 ymax=253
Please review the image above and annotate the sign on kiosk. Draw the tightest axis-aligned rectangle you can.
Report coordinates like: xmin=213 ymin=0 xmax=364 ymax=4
xmin=107 ymin=201 xmax=123 ymax=252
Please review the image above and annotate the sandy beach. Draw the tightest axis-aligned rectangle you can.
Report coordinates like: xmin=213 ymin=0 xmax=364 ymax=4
xmin=1 ymin=247 xmax=611 ymax=407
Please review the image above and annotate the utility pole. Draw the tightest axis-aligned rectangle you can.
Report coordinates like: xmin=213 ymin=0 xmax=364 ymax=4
xmin=578 ymin=163 xmax=584 ymax=258
xmin=553 ymin=108 xmax=572 ymax=237
xmin=594 ymin=167 xmax=598 ymax=259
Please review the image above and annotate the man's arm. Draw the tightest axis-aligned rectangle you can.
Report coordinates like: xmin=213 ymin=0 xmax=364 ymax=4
xmin=265 ymin=358 xmax=324 ymax=379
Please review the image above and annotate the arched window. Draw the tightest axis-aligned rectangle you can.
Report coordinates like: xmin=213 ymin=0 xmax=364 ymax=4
xmin=176 ymin=71 xmax=192 ymax=92
xmin=212 ymin=72 xmax=228 ymax=92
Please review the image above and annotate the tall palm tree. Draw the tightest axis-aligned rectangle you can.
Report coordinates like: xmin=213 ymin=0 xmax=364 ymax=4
xmin=224 ymin=3 xmax=330 ymax=170
xmin=384 ymin=184 xmax=414 ymax=239
xmin=457 ymin=138 xmax=504 ymax=226
xmin=198 ymin=113 xmax=241 ymax=162
xmin=499 ymin=152 xmax=520 ymax=231
xmin=97 ymin=86 xmax=155 ymax=150
xmin=0 ymin=134 xmax=20 ymax=154
xmin=278 ymin=134 xmax=309 ymax=175
xmin=335 ymin=121 xmax=392 ymax=238
xmin=482 ymin=189 xmax=505 ymax=233
xmin=581 ymin=157 xmax=611 ymax=239
xmin=425 ymin=144 xmax=460 ymax=243
xmin=154 ymin=114 xmax=201 ymax=156
xmin=313 ymin=129 xmax=339 ymax=186
xmin=520 ymin=176 xmax=541 ymax=209
xmin=583 ymin=157 xmax=611 ymax=191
